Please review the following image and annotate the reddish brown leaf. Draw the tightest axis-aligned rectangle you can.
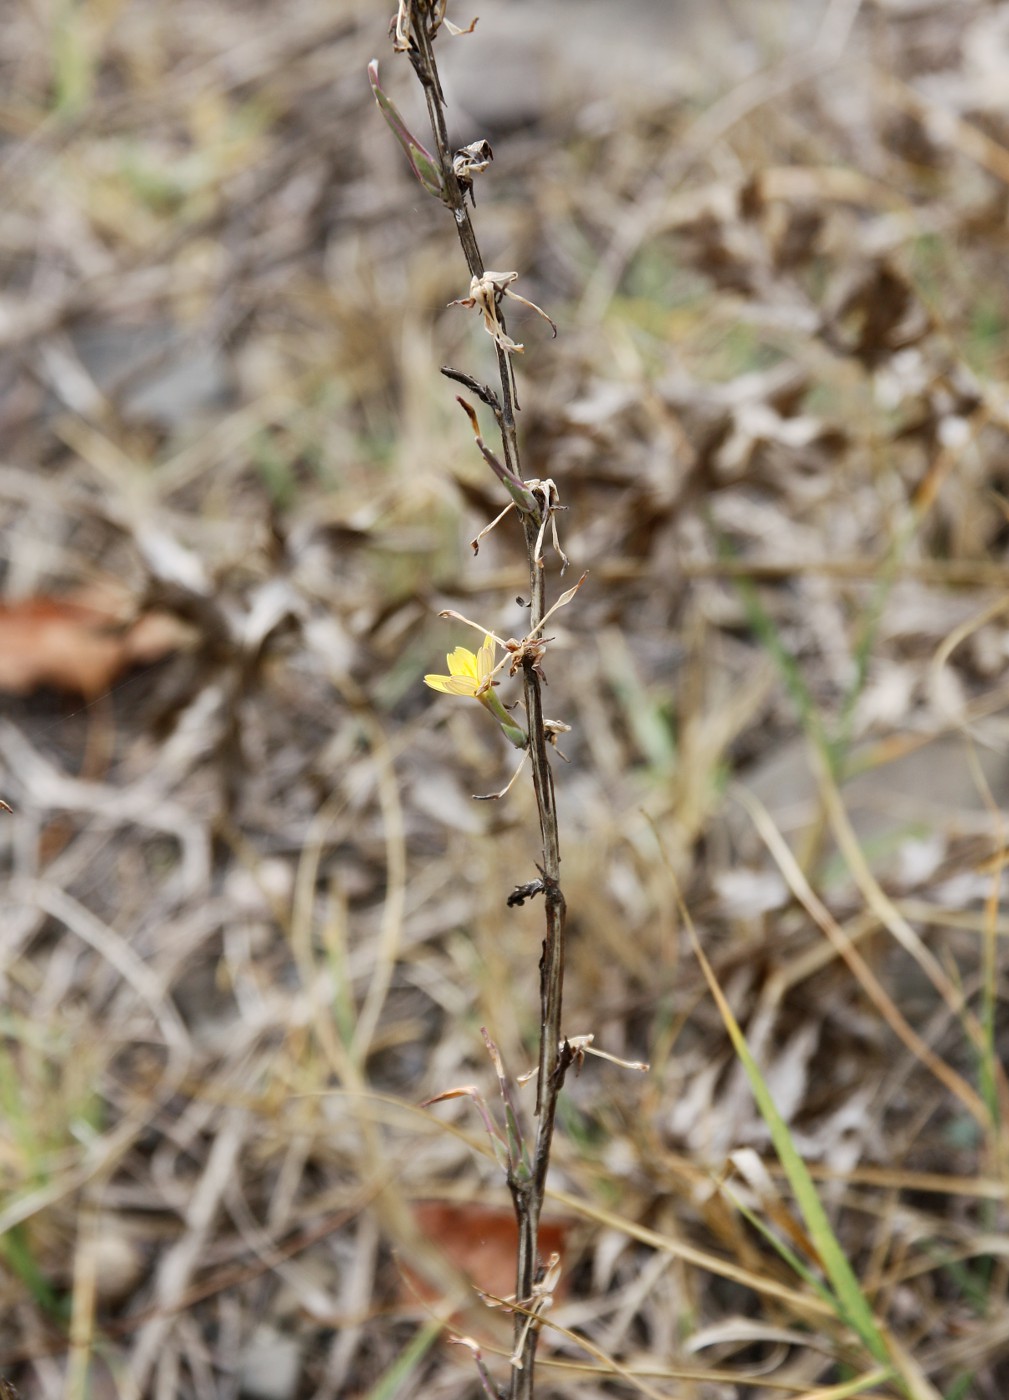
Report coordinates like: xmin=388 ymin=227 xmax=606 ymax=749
xmin=0 ymin=596 xmax=189 ymax=699
xmin=409 ymin=1200 xmax=572 ymax=1303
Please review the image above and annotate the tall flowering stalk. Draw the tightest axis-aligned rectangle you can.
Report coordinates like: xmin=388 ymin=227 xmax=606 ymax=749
xmin=372 ymin=6 xmax=574 ymax=1394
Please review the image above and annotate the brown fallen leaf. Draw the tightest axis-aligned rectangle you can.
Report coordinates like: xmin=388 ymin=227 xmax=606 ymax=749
xmin=408 ymin=1199 xmax=572 ymax=1305
xmin=0 ymin=596 xmax=191 ymax=699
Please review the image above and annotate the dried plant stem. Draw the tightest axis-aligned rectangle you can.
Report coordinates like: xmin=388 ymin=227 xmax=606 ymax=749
xmin=404 ymin=11 xmax=569 ymax=1393
xmin=409 ymin=18 xmax=522 ymax=486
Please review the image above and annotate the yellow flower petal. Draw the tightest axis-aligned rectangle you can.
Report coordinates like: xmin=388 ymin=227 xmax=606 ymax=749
xmin=476 ymin=634 xmax=495 ymax=686
xmin=424 ymin=673 xmax=477 ymax=695
xmin=425 ymin=637 xmax=497 ymax=700
xmin=446 ymin=645 xmax=480 ymax=680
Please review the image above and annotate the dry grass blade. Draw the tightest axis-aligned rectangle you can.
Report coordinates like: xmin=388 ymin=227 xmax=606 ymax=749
xmin=732 ymin=781 xmax=988 ymax=1125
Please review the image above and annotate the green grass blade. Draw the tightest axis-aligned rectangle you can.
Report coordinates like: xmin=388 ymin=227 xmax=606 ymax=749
xmin=711 ymin=527 xmax=833 ymax=766
xmin=720 ymin=1180 xmax=838 ymax=1309
xmin=363 ymin=1317 xmax=443 ymax=1400
xmin=681 ymin=914 xmax=890 ymax=1365
xmin=694 ymin=929 xmax=889 ymax=1361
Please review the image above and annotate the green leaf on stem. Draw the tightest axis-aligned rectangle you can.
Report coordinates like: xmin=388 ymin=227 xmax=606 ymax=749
xmin=367 ymin=60 xmax=445 ymax=201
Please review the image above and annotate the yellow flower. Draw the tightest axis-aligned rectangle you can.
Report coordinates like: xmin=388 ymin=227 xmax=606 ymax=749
xmin=424 ymin=635 xmax=527 ymax=749
xmin=424 ymin=635 xmax=496 ymax=697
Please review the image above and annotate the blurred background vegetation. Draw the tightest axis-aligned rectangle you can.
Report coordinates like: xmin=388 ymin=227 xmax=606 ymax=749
xmin=3 ymin=1 xmax=1009 ymax=1396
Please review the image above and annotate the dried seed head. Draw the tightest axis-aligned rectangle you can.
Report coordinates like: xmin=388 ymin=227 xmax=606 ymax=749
xmin=449 ymin=270 xmax=557 ymax=354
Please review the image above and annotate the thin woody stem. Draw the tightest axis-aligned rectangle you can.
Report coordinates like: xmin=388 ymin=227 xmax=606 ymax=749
xmin=402 ymin=9 xmax=568 ymax=1395
xmin=408 ymin=9 xmax=524 ymax=487
xmin=512 ymin=512 xmax=569 ymax=1391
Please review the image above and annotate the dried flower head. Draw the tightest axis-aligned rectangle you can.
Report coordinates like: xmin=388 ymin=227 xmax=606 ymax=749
xmin=453 ymin=139 xmax=493 ymax=179
xmin=453 ymin=138 xmax=493 ymax=204
xmin=391 ymin=1 xmax=477 ymax=52
xmin=449 ymin=270 xmax=557 ymax=354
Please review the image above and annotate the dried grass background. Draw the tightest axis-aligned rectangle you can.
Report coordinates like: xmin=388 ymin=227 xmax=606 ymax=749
xmin=3 ymin=0 xmax=1009 ymax=1396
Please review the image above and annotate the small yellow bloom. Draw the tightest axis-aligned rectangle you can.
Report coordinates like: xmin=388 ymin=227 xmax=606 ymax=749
xmin=424 ymin=635 xmax=496 ymax=698
xmin=424 ymin=634 xmax=527 ymax=749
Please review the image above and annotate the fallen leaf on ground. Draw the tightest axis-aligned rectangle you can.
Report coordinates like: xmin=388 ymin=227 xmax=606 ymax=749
xmin=0 ymin=596 xmax=191 ymax=698
xmin=409 ymin=1199 xmax=572 ymax=1303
